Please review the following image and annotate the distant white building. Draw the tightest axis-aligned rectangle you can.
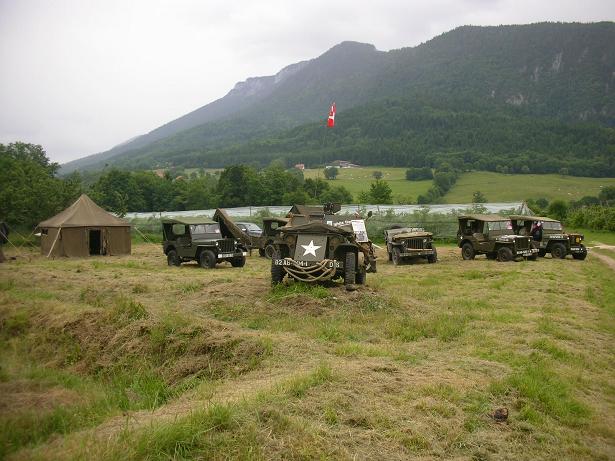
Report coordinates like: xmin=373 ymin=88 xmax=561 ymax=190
xmin=327 ymin=160 xmax=361 ymax=168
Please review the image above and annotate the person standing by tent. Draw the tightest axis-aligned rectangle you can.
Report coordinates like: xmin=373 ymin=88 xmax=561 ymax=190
xmin=0 ymin=221 xmax=9 ymax=263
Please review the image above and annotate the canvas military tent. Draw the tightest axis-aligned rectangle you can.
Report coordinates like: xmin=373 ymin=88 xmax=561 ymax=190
xmin=38 ymin=194 xmax=131 ymax=257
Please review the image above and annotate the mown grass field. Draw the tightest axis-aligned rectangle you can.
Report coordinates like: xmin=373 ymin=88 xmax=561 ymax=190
xmin=1 ymin=241 xmax=614 ymax=460
xmin=303 ymin=167 xmax=432 ymax=202
xmin=444 ymin=172 xmax=615 ymax=203
xmin=304 ymin=167 xmax=615 ymax=204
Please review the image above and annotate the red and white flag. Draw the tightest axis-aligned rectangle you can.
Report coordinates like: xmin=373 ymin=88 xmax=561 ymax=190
xmin=327 ymin=102 xmax=336 ymax=128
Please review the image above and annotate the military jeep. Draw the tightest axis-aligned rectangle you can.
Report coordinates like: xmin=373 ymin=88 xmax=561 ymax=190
xmin=384 ymin=227 xmax=437 ymax=265
xmin=509 ymin=215 xmax=587 ymax=260
xmin=162 ymin=217 xmax=247 ymax=268
xmin=457 ymin=214 xmax=538 ymax=262
xmin=256 ymin=217 xmax=289 ymax=258
xmin=270 ymin=204 xmax=377 ymax=287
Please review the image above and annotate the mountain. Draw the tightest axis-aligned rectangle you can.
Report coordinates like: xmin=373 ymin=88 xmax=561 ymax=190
xmin=62 ymin=22 xmax=615 ymax=174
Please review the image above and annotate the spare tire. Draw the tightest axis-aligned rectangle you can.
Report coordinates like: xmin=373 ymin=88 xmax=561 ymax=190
xmin=344 ymin=252 xmax=356 ymax=286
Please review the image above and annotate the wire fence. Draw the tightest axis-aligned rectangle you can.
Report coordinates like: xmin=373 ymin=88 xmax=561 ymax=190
xmin=130 ymin=217 xmax=461 ymax=244
xmin=128 ymin=202 xmax=531 ymax=243
xmin=124 ymin=202 xmax=530 ymax=220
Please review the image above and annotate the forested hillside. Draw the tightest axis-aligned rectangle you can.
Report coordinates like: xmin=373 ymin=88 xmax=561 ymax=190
xmin=62 ymin=22 xmax=615 ymax=174
xmin=108 ymin=98 xmax=615 ymax=176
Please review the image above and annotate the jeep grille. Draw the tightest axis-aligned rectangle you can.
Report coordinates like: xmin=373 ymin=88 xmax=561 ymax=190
xmin=515 ymin=237 xmax=529 ymax=250
xmin=405 ymin=238 xmax=425 ymax=250
xmin=218 ymin=238 xmax=235 ymax=253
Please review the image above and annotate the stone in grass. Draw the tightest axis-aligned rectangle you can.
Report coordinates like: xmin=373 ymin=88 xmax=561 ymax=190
xmin=493 ymin=407 xmax=509 ymax=422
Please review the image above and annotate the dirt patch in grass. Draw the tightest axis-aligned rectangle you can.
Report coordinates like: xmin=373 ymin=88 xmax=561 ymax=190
xmin=591 ymin=251 xmax=615 ymax=271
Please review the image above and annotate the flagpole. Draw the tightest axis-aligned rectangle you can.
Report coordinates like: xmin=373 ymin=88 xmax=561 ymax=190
xmin=322 ymin=102 xmax=335 ymax=164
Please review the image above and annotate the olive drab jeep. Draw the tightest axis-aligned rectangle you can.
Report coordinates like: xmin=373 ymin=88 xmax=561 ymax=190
xmin=162 ymin=215 xmax=247 ymax=268
xmin=256 ymin=217 xmax=289 ymax=258
xmin=384 ymin=226 xmax=437 ymax=265
xmin=270 ymin=204 xmax=377 ymax=287
xmin=509 ymin=215 xmax=587 ymax=260
xmin=457 ymin=214 xmax=538 ymax=262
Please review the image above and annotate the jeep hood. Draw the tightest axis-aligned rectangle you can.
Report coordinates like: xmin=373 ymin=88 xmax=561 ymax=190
xmin=392 ymin=231 xmax=432 ymax=240
xmin=280 ymin=221 xmax=354 ymax=236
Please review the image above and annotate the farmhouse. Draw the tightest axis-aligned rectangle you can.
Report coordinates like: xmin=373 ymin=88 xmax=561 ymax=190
xmin=38 ymin=194 xmax=131 ymax=257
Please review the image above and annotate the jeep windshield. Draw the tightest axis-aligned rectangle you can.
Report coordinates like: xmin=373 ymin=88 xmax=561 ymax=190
xmin=486 ymin=221 xmax=513 ymax=232
xmin=239 ymin=223 xmax=262 ymax=233
xmin=542 ymin=221 xmax=563 ymax=231
xmin=190 ymin=223 xmax=221 ymax=239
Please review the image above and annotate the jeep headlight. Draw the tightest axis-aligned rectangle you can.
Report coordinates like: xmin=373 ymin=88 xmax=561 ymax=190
xmin=423 ymin=239 xmax=427 ymax=243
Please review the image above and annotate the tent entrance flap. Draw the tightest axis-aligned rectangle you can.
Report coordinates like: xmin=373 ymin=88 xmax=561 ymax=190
xmin=89 ymin=229 xmax=102 ymax=255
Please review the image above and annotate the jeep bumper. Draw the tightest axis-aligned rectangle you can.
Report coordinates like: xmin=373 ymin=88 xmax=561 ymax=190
xmin=399 ymin=250 xmax=435 ymax=257
xmin=570 ymin=246 xmax=586 ymax=253
xmin=516 ymin=248 xmax=539 ymax=257
xmin=273 ymin=259 xmax=343 ymax=269
xmin=218 ymin=251 xmax=248 ymax=258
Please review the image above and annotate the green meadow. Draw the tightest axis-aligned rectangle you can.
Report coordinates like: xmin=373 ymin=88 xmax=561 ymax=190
xmin=305 ymin=167 xmax=615 ymax=203
xmin=1 ymin=242 xmax=614 ymax=460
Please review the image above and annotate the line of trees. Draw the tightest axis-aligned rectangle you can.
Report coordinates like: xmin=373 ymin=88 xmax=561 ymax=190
xmin=1 ymin=144 xmax=358 ymax=228
xmin=4 ymin=142 xmax=614 ymax=233
xmin=0 ymin=143 xmax=82 ymax=228
xmin=527 ymin=187 xmax=615 ymax=231
xmin=417 ymin=163 xmax=460 ymax=204
xmin=91 ymin=164 xmax=355 ymax=215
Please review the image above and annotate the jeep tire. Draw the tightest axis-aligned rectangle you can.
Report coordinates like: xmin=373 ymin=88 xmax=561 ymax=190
xmin=355 ymin=267 xmax=366 ymax=285
xmin=551 ymin=243 xmax=567 ymax=259
xmin=231 ymin=255 xmax=246 ymax=267
xmin=427 ymin=248 xmax=437 ymax=264
xmin=264 ymin=244 xmax=276 ymax=259
xmin=462 ymin=242 xmax=475 ymax=260
xmin=344 ymin=252 xmax=356 ymax=286
xmin=271 ymin=252 xmax=284 ymax=285
xmin=497 ymin=246 xmax=514 ymax=262
xmin=167 ymin=250 xmax=180 ymax=267
xmin=392 ymin=247 xmax=402 ymax=265
xmin=199 ymin=249 xmax=217 ymax=269
xmin=572 ymin=245 xmax=587 ymax=260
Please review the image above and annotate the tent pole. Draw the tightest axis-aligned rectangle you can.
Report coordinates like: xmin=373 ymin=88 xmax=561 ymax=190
xmin=0 ymin=228 xmax=28 ymax=260
xmin=133 ymin=226 xmax=159 ymax=248
xmin=47 ymin=228 xmax=61 ymax=258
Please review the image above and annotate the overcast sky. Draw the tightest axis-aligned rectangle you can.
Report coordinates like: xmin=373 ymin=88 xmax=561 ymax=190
xmin=1 ymin=0 xmax=613 ymax=164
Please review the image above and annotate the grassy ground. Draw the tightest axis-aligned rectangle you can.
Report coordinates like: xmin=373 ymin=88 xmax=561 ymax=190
xmin=304 ymin=167 xmax=615 ymax=204
xmin=1 ymin=243 xmax=614 ymax=460
xmin=444 ymin=172 xmax=615 ymax=203
xmin=303 ymin=167 xmax=432 ymax=203
xmin=570 ymin=229 xmax=615 ymax=246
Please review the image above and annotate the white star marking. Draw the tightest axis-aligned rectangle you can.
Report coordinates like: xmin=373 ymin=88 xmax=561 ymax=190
xmin=301 ymin=240 xmax=322 ymax=257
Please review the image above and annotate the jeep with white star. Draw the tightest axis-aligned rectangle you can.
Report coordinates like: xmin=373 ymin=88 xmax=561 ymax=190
xmin=270 ymin=204 xmax=377 ymax=287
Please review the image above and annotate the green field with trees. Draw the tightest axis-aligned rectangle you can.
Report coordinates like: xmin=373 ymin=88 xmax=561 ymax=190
xmin=303 ymin=167 xmax=432 ymax=203
xmin=444 ymin=172 xmax=615 ymax=203
xmin=2 ymin=143 xmax=614 ymax=236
